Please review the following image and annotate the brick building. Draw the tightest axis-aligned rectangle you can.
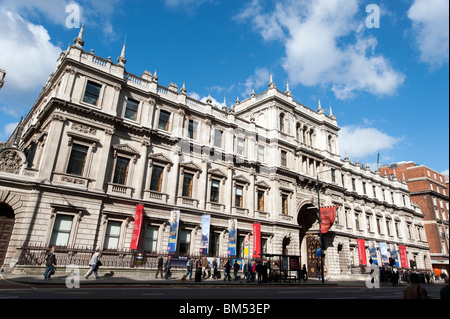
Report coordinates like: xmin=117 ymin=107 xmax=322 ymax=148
xmin=380 ymin=162 xmax=449 ymax=277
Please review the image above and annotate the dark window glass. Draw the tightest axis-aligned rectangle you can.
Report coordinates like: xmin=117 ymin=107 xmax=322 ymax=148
xmin=83 ymin=81 xmax=101 ymax=105
xmin=67 ymin=144 xmax=89 ymax=175
xmin=113 ymin=156 xmax=130 ymax=185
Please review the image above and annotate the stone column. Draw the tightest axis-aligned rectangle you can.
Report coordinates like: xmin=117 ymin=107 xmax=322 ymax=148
xmin=93 ymin=128 xmax=114 ymax=191
xmin=38 ymin=114 xmax=65 ymax=180
xmin=133 ymin=140 xmax=149 ymax=199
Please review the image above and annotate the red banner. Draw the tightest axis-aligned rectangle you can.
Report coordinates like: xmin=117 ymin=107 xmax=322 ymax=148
xmin=357 ymin=239 xmax=367 ymax=265
xmin=130 ymin=205 xmax=144 ymax=250
xmin=253 ymin=223 xmax=261 ymax=258
xmin=320 ymin=205 xmax=338 ymax=233
xmin=399 ymin=245 xmax=408 ymax=268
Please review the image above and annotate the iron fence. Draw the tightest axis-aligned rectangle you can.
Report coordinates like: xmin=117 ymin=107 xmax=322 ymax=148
xmin=17 ymin=243 xmax=230 ymax=269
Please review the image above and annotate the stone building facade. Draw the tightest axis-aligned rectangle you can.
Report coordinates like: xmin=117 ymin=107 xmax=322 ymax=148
xmin=0 ymin=28 xmax=431 ymax=277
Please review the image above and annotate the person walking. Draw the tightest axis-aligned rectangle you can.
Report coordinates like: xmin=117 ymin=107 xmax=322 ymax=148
xmin=85 ymin=252 xmax=101 ymax=279
xmin=185 ymin=257 xmax=193 ymax=280
xmin=224 ymin=259 xmax=231 ymax=281
xmin=404 ymin=273 xmax=430 ymax=299
xmin=256 ymin=261 xmax=263 ymax=284
xmin=43 ymin=246 xmax=57 ymax=280
xmin=233 ymin=260 xmax=240 ymax=280
xmin=164 ymin=255 xmax=172 ymax=279
xmin=155 ymin=256 xmax=164 ymax=279
xmin=202 ymin=257 xmax=209 ymax=279
xmin=212 ymin=257 xmax=218 ymax=279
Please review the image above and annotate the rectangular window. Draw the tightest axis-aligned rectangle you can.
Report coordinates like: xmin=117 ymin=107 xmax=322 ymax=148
xmin=237 ymin=138 xmax=245 ymax=155
xmin=50 ymin=215 xmax=73 ymax=247
xmin=235 ymin=185 xmax=243 ymax=207
xmin=281 ymin=194 xmax=288 ymax=214
xmin=188 ymin=119 xmax=198 ymax=139
xmin=150 ymin=165 xmax=164 ymax=192
xmin=104 ymin=220 xmax=121 ymax=250
xmin=281 ymin=150 xmax=287 ymax=167
xmin=82 ymin=81 xmax=101 ymax=105
xmin=258 ymin=145 xmax=265 ymax=162
xmin=113 ymin=156 xmax=130 ymax=185
xmin=179 ymin=230 xmax=190 ymax=254
xmin=257 ymin=191 xmax=265 ymax=211
xmin=182 ymin=173 xmax=194 ymax=198
xmin=143 ymin=226 xmax=158 ymax=253
xmin=355 ymin=213 xmax=360 ymax=230
xmin=66 ymin=144 xmax=88 ymax=176
xmin=214 ymin=129 xmax=223 ymax=148
xmin=331 ymin=169 xmax=336 ymax=183
xmin=124 ymin=99 xmax=139 ymax=120
xmin=363 ymin=182 xmax=367 ymax=195
xmin=210 ymin=179 xmax=220 ymax=203
xmin=158 ymin=110 xmax=171 ymax=131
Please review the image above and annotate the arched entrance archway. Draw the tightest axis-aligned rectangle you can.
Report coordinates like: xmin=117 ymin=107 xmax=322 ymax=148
xmin=0 ymin=203 xmax=15 ymax=268
xmin=297 ymin=203 xmax=322 ymax=277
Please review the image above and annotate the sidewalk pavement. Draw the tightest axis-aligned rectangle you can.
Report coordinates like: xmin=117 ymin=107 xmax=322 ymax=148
xmin=2 ymin=270 xmax=446 ymax=288
xmin=1 ymin=271 xmax=425 ymax=288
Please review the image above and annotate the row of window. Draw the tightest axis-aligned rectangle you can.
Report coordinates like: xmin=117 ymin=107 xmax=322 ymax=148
xmin=50 ymin=213 xmax=268 ymax=257
xmin=337 ymin=208 xmax=425 ymax=241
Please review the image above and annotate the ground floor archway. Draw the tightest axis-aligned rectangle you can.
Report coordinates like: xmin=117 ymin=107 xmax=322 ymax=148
xmin=0 ymin=203 xmax=14 ymax=268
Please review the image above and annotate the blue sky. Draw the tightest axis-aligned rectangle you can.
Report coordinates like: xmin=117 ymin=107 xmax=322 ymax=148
xmin=0 ymin=0 xmax=448 ymax=175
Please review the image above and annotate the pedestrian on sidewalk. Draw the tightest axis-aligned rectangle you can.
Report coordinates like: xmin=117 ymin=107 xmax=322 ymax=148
xmin=212 ymin=257 xmax=218 ymax=279
xmin=256 ymin=261 xmax=263 ymax=284
xmin=233 ymin=260 xmax=240 ymax=280
xmin=185 ymin=257 xmax=193 ymax=280
xmin=43 ymin=246 xmax=57 ymax=280
xmin=85 ymin=252 xmax=101 ymax=279
xmin=164 ymin=255 xmax=172 ymax=279
xmin=155 ymin=256 xmax=164 ymax=279
xmin=202 ymin=257 xmax=209 ymax=279
xmin=403 ymin=273 xmax=430 ymax=299
xmin=224 ymin=259 xmax=231 ymax=281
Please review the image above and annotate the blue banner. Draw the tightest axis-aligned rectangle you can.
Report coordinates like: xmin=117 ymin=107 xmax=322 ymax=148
xmin=228 ymin=219 xmax=237 ymax=256
xmin=369 ymin=241 xmax=378 ymax=265
xmin=380 ymin=242 xmax=388 ymax=265
xmin=167 ymin=210 xmax=180 ymax=253
xmin=200 ymin=215 xmax=210 ymax=255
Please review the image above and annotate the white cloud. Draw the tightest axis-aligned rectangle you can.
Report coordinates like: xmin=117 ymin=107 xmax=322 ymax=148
xmin=242 ymin=67 xmax=270 ymax=97
xmin=235 ymin=0 xmax=405 ymax=100
xmin=407 ymin=0 xmax=449 ymax=68
xmin=0 ymin=9 xmax=62 ymax=114
xmin=339 ymin=125 xmax=402 ymax=160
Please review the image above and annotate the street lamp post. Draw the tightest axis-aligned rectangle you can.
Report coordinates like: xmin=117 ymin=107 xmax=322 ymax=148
xmin=316 ymin=169 xmax=333 ymax=284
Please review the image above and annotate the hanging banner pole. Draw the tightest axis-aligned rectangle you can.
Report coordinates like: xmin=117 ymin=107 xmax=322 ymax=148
xmin=320 ymin=205 xmax=338 ymax=234
xmin=227 ymin=219 xmax=237 ymax=256
xmin=253 ymin=223 xmax=261 ymax=259
xmin=130 ymin=205 xmax=144 ymax=250
xmin=200 ymin=215 xmax=210 ymax=255
xmin=167 ymin=210 xmax=180 ymax=253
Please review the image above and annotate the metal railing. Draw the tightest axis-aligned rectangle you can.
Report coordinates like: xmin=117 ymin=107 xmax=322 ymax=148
xmin=17 ymin=243 xmax=230 ymax=269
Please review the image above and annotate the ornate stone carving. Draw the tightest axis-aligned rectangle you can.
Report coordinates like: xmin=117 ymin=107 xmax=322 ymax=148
xmin=0 ymin=149 xmax=25 ymax=174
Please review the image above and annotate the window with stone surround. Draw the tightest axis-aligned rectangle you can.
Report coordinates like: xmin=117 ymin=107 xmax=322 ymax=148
xmin=66 ymin=144 xmax=88 ymax=176
xmin=124 ymin=98 xmax=139 ymax=121
xmin=83 ymin=80 xmax=102 ymax=105
xmin=49 ymin=214 xmax=73 ymax=247
xmin=113 ymin=156 xmax=130 ymax=185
